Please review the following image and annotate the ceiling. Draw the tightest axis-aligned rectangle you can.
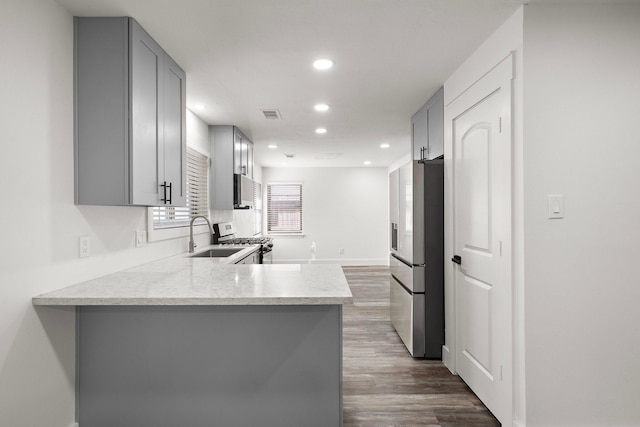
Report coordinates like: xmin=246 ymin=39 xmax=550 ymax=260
xmin=55 ymin=0 xmax=524 ymax=168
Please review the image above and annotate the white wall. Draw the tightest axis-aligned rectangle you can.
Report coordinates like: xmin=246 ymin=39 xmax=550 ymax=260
xmin=0 ymin=1 xmax=209 ymax=425
xmin=523 ymin=4 xmax=640 ymax=426
xmin=262 ymin=167 xmax=388 ymax=265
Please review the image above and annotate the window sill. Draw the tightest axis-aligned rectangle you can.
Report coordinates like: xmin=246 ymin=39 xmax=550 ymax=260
xmin=267 ymin=232 xmax=305 ymax=238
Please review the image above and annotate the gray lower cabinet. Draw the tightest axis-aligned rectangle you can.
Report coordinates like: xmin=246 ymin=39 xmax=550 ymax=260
xmin=210 ymin=125 xmax=254 ymax=209
xmin=236 ymin=251 xmax=259 ymax=264
xmin=77 ymin=305 xmax=343 ymax=427
xmin=74 ymin=17 xmax=186 ymax=206
xmin=411 ymin=86 xmax=444 ymax=161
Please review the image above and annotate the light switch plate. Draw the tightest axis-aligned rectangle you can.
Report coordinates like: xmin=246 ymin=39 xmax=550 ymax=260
xmin=547 ymin=194 xmax=564 ymax=219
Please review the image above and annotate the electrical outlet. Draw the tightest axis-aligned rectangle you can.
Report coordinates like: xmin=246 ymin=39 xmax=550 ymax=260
xmin=338 ymin=247 xmax=344 ymax=255
xmin=135 ymin=230 xmax=147 ymax=248
xmin=79 ymin=236 xmax=90 ymax=258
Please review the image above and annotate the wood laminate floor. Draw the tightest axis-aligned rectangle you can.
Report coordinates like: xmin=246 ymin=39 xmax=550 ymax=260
xmin=341 ymin=266 xmax=500 ymax=427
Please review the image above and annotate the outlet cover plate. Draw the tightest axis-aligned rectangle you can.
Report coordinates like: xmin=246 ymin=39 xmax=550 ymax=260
xmin=79 ymin=236 xmax=90 ymax=258
xmin=135 ymin=230 xmax=147 ymax=248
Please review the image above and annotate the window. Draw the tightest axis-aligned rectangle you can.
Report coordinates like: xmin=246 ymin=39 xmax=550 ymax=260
xmin=153 ymin=147 xmax=208 ymax=229
xmin=267 ymin=183 xmax=303 ymax=233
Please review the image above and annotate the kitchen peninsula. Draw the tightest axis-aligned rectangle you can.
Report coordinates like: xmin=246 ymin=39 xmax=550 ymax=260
xmin=33 ymin=256 xmax=353 ymax=427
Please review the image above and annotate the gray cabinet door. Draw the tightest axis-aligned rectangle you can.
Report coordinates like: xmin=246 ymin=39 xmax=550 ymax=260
xmin=74 ymin=17 xmax=129 ymax=206
xmin=412 ymin=105 xmax=428 ymax=161
xmin=130 ymin=19 xmax=162 ymax=206
xmin=411 ymin=87 xmax=444 ymax=161
xmin=211 ymin=125 xmax=254 ymax=209
xmin=74 ymin=17 xmax=186 ymax=207
xmin=232 ymin=128 xmax=254 ymax=177
xmin=162 ymin=55 xmax=187 ymax=206
xmin=246 ymin=140 xmax=254 ymax=178
xmin=211 ymin=125 xmax=235 ymax=209
xmin=241 ymin=138 xmax=249 ymax=175
xmin=233 ymin=130 xmax=243 ymax=175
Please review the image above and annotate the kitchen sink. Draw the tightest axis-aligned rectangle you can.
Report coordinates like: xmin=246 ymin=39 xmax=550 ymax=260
xmin=190 ymin=248 xmax=243 ymax=258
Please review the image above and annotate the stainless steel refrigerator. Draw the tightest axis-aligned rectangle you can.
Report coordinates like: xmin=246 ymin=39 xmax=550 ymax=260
xmin=389 ymin=158 xmax=444 ymax=358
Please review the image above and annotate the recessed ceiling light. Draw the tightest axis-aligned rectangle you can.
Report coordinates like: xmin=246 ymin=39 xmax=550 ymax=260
xmin=364 ymin=161 xmax=372 ymax=166
xmin=380 ymin=143 xmax=390 ymax=149
xmin=315 ymin=128 xmax=327 ymax=134
xmin=194 ymin=104 xmax=206 ymax=111
xmin=314 ymin=103 xmax=330 ymax=112
xmin=268 ymin=144 xmax=278 ymax=149
xmin=313 ymin=59 xmax=334 ymax=70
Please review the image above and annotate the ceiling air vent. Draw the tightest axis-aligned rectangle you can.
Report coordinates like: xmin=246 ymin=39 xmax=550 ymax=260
xmin=261 ymin=109 xmax=282 ymax=120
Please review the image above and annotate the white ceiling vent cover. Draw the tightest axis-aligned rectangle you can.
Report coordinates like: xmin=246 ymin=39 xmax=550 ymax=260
xmin=261 ymin=109 xmax=282 ymax=120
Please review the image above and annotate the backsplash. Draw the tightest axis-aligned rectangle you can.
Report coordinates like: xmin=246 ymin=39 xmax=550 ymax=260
xmin=233 ymin=209 xmax=259 ymax=236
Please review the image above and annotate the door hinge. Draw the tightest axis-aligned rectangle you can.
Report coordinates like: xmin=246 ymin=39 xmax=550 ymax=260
xmin=500 ymin=364 xmax=503 ymax=380
xmin=499 ymin=117 xmax=503 ymax=133
xmin=499 ymin=241 xmax=503 ymax=256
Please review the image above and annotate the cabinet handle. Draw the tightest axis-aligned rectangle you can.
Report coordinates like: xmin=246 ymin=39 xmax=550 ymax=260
xmin=419 ymin=146 xmax=428 ymax=163
xmin=160 ymin=181 xmax=172 ymax=205
xmin=161 ymin=181 xmax=167 ymax=204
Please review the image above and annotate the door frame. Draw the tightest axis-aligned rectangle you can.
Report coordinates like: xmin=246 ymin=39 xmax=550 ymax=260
xmin=443 ymin=53 xmax=515 ymax=424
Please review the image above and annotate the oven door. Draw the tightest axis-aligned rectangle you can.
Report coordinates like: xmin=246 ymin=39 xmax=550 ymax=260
xmin=260 ymin=249 xmax=273 ymax=264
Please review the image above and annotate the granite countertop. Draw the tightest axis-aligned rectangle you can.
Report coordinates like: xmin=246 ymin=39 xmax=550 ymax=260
xmin=32 ymin=249 xmax=353 ymax=306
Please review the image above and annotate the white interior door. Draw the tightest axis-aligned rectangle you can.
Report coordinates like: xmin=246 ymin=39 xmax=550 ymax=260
xmin=451 ymin=56 xmax=513 ymax=424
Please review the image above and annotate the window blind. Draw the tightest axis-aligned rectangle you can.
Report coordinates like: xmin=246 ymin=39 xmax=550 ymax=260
xmin=267 ymin=183 xmax=302 ymax=233
xmin=153 ymin=148 xmax=209 ymax=229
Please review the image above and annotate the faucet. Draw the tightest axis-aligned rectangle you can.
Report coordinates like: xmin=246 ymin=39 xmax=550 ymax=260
xmin=189 ymin=215 xmax=213 ymax=253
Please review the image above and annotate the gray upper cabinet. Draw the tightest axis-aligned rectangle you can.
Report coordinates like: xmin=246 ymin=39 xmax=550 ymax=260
xmin=411 ymin=87 xmax=444 ymax=161
xmin=232 ymin=129 xmax=254 ymax=177
xmin=210 ymin=125 xmax=254 ymax=209
xmin=74 ymin=17 xmax=186 ymax=206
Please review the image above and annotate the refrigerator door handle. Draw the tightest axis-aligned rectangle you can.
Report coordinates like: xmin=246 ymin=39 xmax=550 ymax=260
xmin=391 ymin=252 xmax=412 ymax=267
